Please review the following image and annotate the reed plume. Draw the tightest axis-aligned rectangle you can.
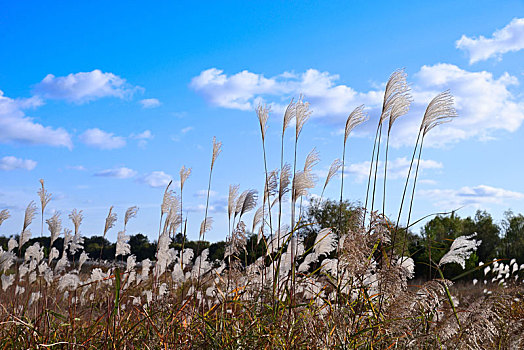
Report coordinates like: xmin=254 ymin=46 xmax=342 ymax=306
xmin=124 ymin=206 xmax=138 ymax=231
xmin=69 ymin=209 xmax=83 ymax=235
xmin=364 ymin=69 xmax=409 ymax=225
xmin=37 ymin=179 xmax=51 ymax=237
xmin=47 ymin=212 xmax=62 ymax=247
xmin=339 ymin=105 xmax=368 ymax=230
xmin=383 ymin=81 xmax=412 ymax=215
xmin=0 ymin=209 xmax=10 ymax=227
xmin=396 ymin=91 xmax=457 ymax=277
xmin=99 ymin=206 xmax=117 ymax=260
xmin=20 ymin=201 xmax=37 ymax=251
xmin=321 ymin=159 xmax=342 ymax=200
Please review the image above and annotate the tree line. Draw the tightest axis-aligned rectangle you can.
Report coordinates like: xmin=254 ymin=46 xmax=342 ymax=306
xmin=2 ymin=199 xmax=523 ymax=281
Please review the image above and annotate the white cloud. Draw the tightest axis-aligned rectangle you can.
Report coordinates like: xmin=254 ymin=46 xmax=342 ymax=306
xmin=33 ymin=69 xmax=139 ymax=103
xmin=186 ymin=199 xmax=227 ymax=214
xmin=194 ymin=189 xmax=218 ymax=198
xmin=191 ymin=68 xmax=379 ymax=118
xmin=0 ymin=90 xmax=72 ymax=148
xmin=181 ymin=126 xmax=194 ymax=134
xmin=456 ymin=18 xmax=524 ymax=64
xmin=342 ymin=157 xmax=442 ymax=183
xmin=95 ymin=167 xmax=137 ymax=179
xmin=418 ymin=179 xmax=437 ymax=186
xmin=314 ymin=157 xmax=442 ymax=185
xmin=79 ymin=128 xmax=126 ymax=149
xmin=130 ymin=130 xmax=153 ymax=141
xmin=0 ymin=156 xmax=37 ymax=171
xmin=139 ymin=98 xmax=161 ymax=108
xmin=192 ymin=65 xmax=524 ymax=148
xmin=395 ymin=63 xmax=524 ymax=148
xmin=130 ymin=130 xmax=153 ymax=147
xmin=67 ymin=165 xmax=86 ymax=171
xmin=139 ymin=171 xmax=173 ymax=188
xmin=420 ymin=185 xmax=524 ymax=208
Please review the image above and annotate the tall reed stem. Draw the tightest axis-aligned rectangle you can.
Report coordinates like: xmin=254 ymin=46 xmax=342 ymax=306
xmin=382 ymin=130 xmax=390 ymax=217
xmin=370 ymin=123 xmax=383 ymax=220
xmin=363 ymin=124 xmax=380 ymax=227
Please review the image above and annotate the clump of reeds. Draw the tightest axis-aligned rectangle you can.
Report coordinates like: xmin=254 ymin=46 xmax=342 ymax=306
xmin=0 ymin=71 xmax=523 ymax=349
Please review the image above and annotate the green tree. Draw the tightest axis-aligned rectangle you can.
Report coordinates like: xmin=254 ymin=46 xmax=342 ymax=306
xmin=129 ymin=233 xmax=156 ymax=261
xmin=501 ymin=211 xmax=524 ymax=262
xmin=462 ymin=210 xmax=501 ymax=262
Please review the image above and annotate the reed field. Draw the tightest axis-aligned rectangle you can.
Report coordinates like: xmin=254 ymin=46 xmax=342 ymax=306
xmin=1 ymin=69 xmax=523 ymax=349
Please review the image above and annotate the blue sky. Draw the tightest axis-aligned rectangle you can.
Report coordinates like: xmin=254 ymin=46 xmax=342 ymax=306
xmin=1 ymin=1 xmax=524 ymax=242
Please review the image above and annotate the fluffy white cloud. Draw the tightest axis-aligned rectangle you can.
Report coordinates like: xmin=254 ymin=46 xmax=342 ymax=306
xmin=328 ymin=157 xmax=443 ymax=183
xmin=420 ymin=185 xmax=524 ymax=208
xmin=79 ymin=128 xmax=126 ymax=149
xmin=95 ymin=167 xmax=137 ymax=179
xmin=0 ymin=156 xmax=37 ymax=171
xmin=192 ymin=64 xmax=524 ymax=148
xmin=139 ymin=98 xmax=161 ymax=108
xmin=191 ymin=68 xmax=379 ymax=118
xmin=0 ymin=91 xmax=72 ymax=148
xmin=130 ymin=130 xmax=153 ymax=147
xmin=456 ymin=18 xmax=524 ymax=64
xmin=33 ymin=69 xmax=139 ymax=103
xmin=394 ymin=63 xmax=524 ymax=148
xmin=139 ymin=171 xmax=173 ymax=188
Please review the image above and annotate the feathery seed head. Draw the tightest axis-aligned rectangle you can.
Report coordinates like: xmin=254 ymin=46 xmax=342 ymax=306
xmin=211 ymin=136 xmax=222 ymax=170
xmin=161 ymin=181 xmax=174 ymax=216
xmin=125 ymin=206 xmax=138 ymax=228
xmin=199 ymin=217 xmax=214 ymax=237
xmin=103 ymin=206 xmax=117 ymax=237
xmin=115 ymin=230 xmax=131 ymax=257
xmin=314 ymin=228 xmax=338 ymax=257
xmin=345 ymin=105 xmax=368 ymax=144
xmin=180 ymin=166 xmax=191 ymax=191
xmin=0 ymin=209 xmax=10 ymax=227
xmin=380 ymin=69 xmax=409 ymax=125
xmin=322 ymin=159 xmax=343 ymax=195
xmin=388 ymin=89 xmax=412 ymax=132
xmin=46 ymin=212 xmax=62 ymax=246
xmin=240 ymin=189 xmax=258 ymax=219
xmin=295 ymin=96 xmax=311 ymax=140
xmin=38 ymin=179 xmax=51 ymax=212
xmin=234 ymin=191 xmax=247 ymax=218
xmin=439 ymin=233 xmax=481 ymax=269
xmin=228 ymin=184 xmax=240 ymax=220
xmin=234 ymin=189 xmax=258 ymax=219
xmin=256 ymin=103 xmax=271 ymax=142
xmin=279 ymin=164 xmax=292 ymax=200
xmin=292 ymin=171 xmax=316 ymax=202
xmin=264 ymin=170 xmax=278 ymax=202
xmin=421 ymin=90 xmax=458 ymax=136
xmin=22 ymin=201 xmax=37 ymax=233
xmin=8 ymin=238 xmax=17 ymax=252
xmin=282 ymin=99 xmax=296 ymax=134
xmin=68 ymin=209 xmax=83 ymax=235
xmin=303 ymin=148 xmax=320 ymax=174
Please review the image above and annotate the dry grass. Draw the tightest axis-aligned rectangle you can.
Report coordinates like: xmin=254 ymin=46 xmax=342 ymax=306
xmin=1 ymin=72 xmax=523 ymax=349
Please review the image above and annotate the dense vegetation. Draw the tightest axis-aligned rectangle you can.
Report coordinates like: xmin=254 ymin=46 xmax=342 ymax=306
xmin=1 ymin=71 xmax=523 ymax=348
xmin=2 ymin=201 xmax=521 ymax=282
